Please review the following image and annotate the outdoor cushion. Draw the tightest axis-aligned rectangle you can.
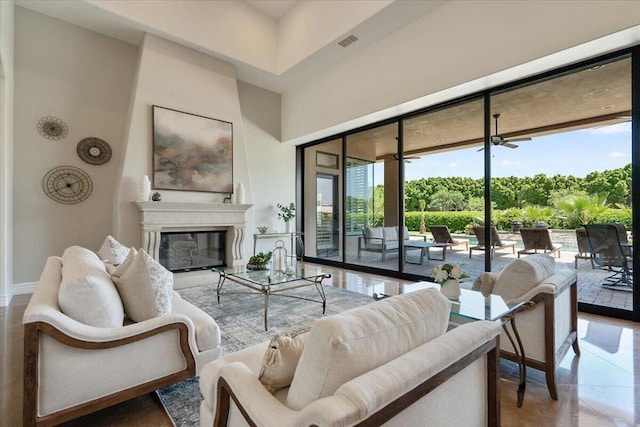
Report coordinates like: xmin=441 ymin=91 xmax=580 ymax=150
xmin=492 ymin=254 xmax=555 ymax=302
xmin=286 ymin=288 xmax=451 ymax=410
xmin=382 ymin=226 xmax=398 ymax=242
xmin=364 ymin=226 xmax=383 ymax=240
xmin=58 ymin=246 xmax=124 ymax=328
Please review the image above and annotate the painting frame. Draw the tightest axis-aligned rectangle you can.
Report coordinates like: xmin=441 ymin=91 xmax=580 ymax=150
xmin=152 ymin=105 xmax=233 ymax=194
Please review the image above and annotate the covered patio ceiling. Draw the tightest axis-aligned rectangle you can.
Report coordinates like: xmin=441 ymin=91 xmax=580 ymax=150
xmin=359 ymin=56 xmax=631 ymax=161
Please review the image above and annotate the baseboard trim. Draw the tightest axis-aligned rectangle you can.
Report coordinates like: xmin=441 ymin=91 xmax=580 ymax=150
xmin=12 ymin=281 xmax=37 ymax=295
xmin=0 ymin=293 xmax=12 ymax=307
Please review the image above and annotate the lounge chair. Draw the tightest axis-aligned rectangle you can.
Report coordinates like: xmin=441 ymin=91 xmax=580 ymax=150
xmin=574 ymin=227 xmax=595 ymax=269
xmin=517 ymin=228 xmax=562 ymax=258
xmin=469 ymin=226 xmax=516 ymax=258
xmin=429 ymin=225 xmax=469 ymax=250
xmin=584 ymin=223 xmax=633 ymax=291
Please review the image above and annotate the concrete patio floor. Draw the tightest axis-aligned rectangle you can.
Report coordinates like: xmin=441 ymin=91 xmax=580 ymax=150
xmin=337 ymin=232 xmax=633 ymax=312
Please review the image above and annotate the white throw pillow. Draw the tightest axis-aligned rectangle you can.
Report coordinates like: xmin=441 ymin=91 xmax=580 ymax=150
xmin=259 ymin=327 xmax=310 ymax=394
xmin=113 ymin=249 xmax=173 ymax=322
xmin=97 ymin=235 xmax=129 ymax=265
xmin=58 ymin=246 xmax=124 ymax=328
xmin=492 ymin=254 xmax=555 ymax=302
xmin=286 ymin=288 xmax=451 ymax=410
xmin=112 ymin=248 xmax=138 ymax=278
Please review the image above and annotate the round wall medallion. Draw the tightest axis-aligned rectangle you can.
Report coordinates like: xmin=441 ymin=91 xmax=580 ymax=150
xmin=77 ymin=137 xmax=112 ymax=165
xmin=42 ymin=166 xmax=93 ymax=204
xmin=37 ymin=116 xmax=68 ymax=140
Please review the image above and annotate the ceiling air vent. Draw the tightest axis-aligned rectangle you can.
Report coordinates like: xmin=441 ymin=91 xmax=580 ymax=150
xmin=338 ymin=35 xmax=359 ymax=48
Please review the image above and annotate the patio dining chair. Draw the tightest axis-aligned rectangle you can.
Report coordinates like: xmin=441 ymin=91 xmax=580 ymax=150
xmin=574 ymin=227 xmax=595 ymax=269
xmin=429 ymin=225 xmax=469 ymax=250
xmin=584 ymin=223 xmax=633 ymax=291
xmin=517 ymin=228 xmax=562 ymax=258
xmin=469 ymin=226 xmax=516 ymax=259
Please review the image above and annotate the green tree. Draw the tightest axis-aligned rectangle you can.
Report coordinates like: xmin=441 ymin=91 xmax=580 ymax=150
xmin=555 ymin=193 xmax=609 ymax=228
xmin=427 ymin=190 xmax=466 ymax=211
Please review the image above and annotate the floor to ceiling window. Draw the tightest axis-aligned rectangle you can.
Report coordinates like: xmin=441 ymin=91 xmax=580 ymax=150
xmin=298 ymin=47 xmax=638 ymax=321
xmin=303 ymin=139 xmax=342 ymax=260
xmin=490 ymin=55 xmax=632 ymax=314
xmin=344 ymin=123 xmax=399 ymax=272
xmin=400 ymin=99 xmax=485 ymax=277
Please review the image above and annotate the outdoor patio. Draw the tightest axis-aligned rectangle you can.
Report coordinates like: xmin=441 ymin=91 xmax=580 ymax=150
xmin=343 ymin=230 xmax=632 ymax=312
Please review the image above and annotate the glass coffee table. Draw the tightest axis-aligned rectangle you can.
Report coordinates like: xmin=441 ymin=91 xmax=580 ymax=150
xmin=212 ymin=266 xmax=331 ymax=331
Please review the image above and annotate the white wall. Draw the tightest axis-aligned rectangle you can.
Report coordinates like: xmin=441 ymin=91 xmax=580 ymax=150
xmin=13 ymin=7 xmax=137 ymax=285
xmin=281 ymin=0 xmax=640 ymax=143
xmin=114 ymin=34 xmax=254 ymax=256
xmin=237 ymin=81 xmax=294 ymax=234
xmin=0 ymin=0 xmax=14 ymax=306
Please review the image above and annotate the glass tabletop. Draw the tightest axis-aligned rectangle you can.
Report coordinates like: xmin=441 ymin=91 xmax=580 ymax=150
xmin=212 ymin=265 xmax=328 ymax=286
xmin=450 ymin=288 xmax=524 ymax=322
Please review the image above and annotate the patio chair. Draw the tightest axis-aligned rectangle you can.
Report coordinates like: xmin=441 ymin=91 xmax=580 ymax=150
xmin=584 ymin=223 xmax=633 ymax=291
xmin=429 ymin=225 xmax=469 ymax=250
xmin=517 ymin=228 xmax=562 ymax=258
xmin=469 ymin=226 xmax=516 ymax=258
xmin=574 ymin=227 xmax=595 ymax=269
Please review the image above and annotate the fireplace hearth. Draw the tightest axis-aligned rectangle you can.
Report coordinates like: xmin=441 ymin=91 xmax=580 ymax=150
xmin=159 ymin=231 xmax=226 ymax=272
xmin=134 ymin=202 xmax=252 ymax=273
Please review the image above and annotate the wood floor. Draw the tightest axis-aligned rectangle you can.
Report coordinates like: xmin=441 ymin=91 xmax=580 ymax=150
xmin=2 ymin=264 xmax=638 ymax=426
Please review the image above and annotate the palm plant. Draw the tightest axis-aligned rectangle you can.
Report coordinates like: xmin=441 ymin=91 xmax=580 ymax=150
xmin=554 ymin=193 xmax=609 ymax=228
xmin=419 ymin=199 xmax=426 ymax=234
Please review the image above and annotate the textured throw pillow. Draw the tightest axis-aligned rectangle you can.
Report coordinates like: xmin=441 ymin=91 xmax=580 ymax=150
xmin=58 ymin=246 xmax=125 ymax=328
xmin=111 ymin=248 xmax=138 ymax=278
xmin=472 ymin=272 xmax=498 ymax=296
xmin=259 ymin=326 xmax=310 ymax=394
xmin=113 ymin=249 xmax=173 ymax=322
xmin=97 ymin=235 xmax=129 ymax=265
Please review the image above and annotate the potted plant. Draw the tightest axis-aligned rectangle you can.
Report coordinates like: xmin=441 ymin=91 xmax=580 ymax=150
xmin=247 ymin=251 xmax=272 ymax=270
xmin=277 ymin=202 xmax=296 ymax=233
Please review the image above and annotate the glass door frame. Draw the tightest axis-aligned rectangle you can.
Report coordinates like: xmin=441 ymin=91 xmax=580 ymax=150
xmin=297 ymin=46 xmax=640 ymax=322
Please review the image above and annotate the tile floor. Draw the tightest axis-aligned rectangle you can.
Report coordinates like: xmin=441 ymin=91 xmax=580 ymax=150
xmin=2 ymin=264 xmax=638 ymax=426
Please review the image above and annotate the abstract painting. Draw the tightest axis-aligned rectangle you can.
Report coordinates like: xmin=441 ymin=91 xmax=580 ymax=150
xmin=152 ymin=105 xmax=233 ymax=193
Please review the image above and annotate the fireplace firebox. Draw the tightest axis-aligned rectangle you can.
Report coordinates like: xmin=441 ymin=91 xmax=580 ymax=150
xmin=159 ymin=231 xmax=226 ymax=272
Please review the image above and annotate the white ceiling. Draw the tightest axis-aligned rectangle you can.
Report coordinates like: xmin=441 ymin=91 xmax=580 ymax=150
xmin=14 ymin=0 xmax=444 ymax=93
xmin=244 ymin=0 xmax=298 ymax=19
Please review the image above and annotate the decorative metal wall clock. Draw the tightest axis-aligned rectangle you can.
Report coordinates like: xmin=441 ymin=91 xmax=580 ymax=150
xmin=37 ymin=116 xmax=68 ymax=140
xmin=77 ymin=137 xmax=112 ymax=165
xmin=42 ymin=166 xmax=93 ymax=204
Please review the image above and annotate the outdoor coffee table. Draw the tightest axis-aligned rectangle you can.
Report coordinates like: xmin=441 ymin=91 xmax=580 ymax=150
xmin=403 ymin=240 xmax=449 ymax=263
xmin=213 ymin=266 xmax=331 ymax=331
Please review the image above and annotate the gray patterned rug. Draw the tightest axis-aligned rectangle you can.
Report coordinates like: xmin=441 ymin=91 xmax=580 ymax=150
xmin=156 ymin=281 xmax=373 ymax=426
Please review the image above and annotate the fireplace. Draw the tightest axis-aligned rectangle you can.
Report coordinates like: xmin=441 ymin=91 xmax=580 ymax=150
xmin=134 ymin=202 xmax=252 ymax=273
xmin=159 ymin=231 xmax=226 ymax=272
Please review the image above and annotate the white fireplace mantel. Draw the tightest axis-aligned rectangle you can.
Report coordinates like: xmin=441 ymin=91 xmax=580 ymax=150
xmin=134 ymin=202 xmax=252 ymax=272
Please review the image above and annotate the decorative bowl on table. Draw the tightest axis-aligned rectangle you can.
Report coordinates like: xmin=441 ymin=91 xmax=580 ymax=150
xmin=247 ymin=251 xmax=272 ymax=271
xmin=246 ymin=263 xmax=269 ymax=271
xmin=257 ymin=226 xmax=268 ymax=234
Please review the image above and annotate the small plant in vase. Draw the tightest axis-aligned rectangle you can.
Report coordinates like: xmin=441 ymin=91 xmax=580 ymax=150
xmin=277 ymin=202 xmax=296 ymax=233
xmin=247 ymin=251 xmax=272 ymax=270
xmin=430 ymin=263 xmax=468 ymax=300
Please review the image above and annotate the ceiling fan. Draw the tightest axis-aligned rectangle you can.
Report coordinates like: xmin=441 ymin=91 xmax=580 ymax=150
xmin=392 ymin=153 xmax=421 ymax=163
xmin=478 ymin=113 xmax=532 ymax=151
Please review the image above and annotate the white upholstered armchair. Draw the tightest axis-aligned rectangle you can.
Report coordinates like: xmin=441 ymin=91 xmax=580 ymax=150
xmin=472 ymin=254 xmax=580 ymax=399
xmin=23 ymin=251 xmax=222 ymax=426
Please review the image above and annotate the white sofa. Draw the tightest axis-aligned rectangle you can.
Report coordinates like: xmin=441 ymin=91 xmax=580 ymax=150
xmin=199 ymin=288 xmax=502 ymax=427
xmin=472 ymin=253 xmax=580 ymax=400
xmin=23 ymin=247 xmax=222 ymax=426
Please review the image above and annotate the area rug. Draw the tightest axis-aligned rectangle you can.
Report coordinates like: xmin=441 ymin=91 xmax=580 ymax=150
xmin=156 ymin=281 xmax=373 ymax=427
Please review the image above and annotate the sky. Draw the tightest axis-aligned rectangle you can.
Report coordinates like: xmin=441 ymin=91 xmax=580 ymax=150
xmin=374 ymin=121 xmax=632 ymax=185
